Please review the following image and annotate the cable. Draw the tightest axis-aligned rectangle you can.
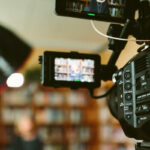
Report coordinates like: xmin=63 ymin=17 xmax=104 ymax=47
xmin=90 ymin=20 xmax=150 ymax=42
xmin=89 ymin=85 xmax=116 ymax=99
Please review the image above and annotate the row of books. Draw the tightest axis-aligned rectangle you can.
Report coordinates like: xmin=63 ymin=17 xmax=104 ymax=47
xmin=1 ymin=88 xmax=32 ymax=105
xmin=2 ymin=108 xmax=32 ymax=124
xmin=109 ymin=0 xmax=125 ymax=5
xmin=35 ymin=109 xmax=83 ymax=124
xmin=2 ymin=89 xmax=88 ymax=106
xmin=38 ymin=126 xmax=91 ymax=143
xmin=55 ymin=66 xmax=94 ymax=75
xmin=44 ymin=144 xmax=66 ymax=150
xmin=32 ymin=91 xmax=65 ymax=106
xmin=1 ymin=108 xmax=83 ymax=124
xmin=109 ymin=7 xmax=124 ymax=17
xmin=33 ymin=90 xmax=88 ymax=106
xmin=66 ymin=2 xmax=85 ymax=12
xmin=39 ymin=127 xmax=64 ymax=141
xmin=100 ymin=143 xmax=134 ymax=150
xmin=44 ymin=143 xmax=87 ymax=150
xmin=55 ymin=58 xmax=94 ymax=67
xmin=44 ymin=143 xmax=134 ymax=150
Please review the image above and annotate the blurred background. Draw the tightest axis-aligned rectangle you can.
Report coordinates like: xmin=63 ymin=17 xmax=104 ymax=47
xmin=0 ymin=0 xmax=141 ymax=150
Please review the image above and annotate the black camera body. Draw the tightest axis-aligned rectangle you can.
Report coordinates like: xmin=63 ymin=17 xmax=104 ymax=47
xmin=39 ymin=0 xmax=150 ymax=147
xmin=113 ymin=48 xmax=150 ymax=140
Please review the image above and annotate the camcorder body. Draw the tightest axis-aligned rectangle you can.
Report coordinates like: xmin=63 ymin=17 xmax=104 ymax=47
xmin=40 ymin=47 xmax=150 ymax=143
xmin=111 ymin=47 xmax=150 ymax=141
xmin=39 ymin=0 xmax=150 ymax=148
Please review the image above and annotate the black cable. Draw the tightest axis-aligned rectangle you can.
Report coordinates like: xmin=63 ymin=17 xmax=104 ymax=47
xmin=89 ymin=84 xmax=116 ymax=99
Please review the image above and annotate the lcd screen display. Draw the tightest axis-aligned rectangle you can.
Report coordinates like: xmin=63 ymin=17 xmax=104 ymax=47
xmin=66 ymin=0 xmax=126 ymax=18
xmin=54 ymin=58 xmax=95 ymax=82
xmin=56 ymin=0 xmax=129 ymax=23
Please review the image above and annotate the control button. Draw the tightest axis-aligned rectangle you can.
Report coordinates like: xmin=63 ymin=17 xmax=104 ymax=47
xmin=143 ymin=85 xmax=147 ymax=90
xmin=124 ymin=82 xmax=132 ymax=90
xmin=136 ymin=106 xmax=142 ymax=113
xmin=145 ymin=71 xmax=150 ymax=79
xmin=137 ymin=95 xmax=141 ymax=101
xmin=126 ymin=115 xmax=131 ymax=120
xmin=141 ymin=75 xmax=145 ymax=81
xmin=124 ymin=72 xmax=131 ymax=80
xmin=137 ymin=116 xmax=148 ymax=125
xmin=120 ymin=94 xmax=123 ymax=102
xmin=129 ymin=106 xmax=133 ymax=111
xmin=142 ymin=104 xmax=149 ymax=111
xmin=119 ymin=85 xmax=123 ymax=93
xmin=125 ymin=93 xmax=132 ymax=100
xmin=137 ymin=118 xmax=141 ymax=125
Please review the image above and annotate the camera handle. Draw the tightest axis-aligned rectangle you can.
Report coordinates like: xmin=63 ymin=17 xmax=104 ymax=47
xmin=107 ymin=19 xmax=132 ymax=67
xmin=135 ymin=141 xmax=150 ymax=150
xmin=89 ymin=19 xmax=132 ymax=99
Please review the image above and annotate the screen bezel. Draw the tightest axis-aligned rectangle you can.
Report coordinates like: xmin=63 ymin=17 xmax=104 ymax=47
xmin=55 ymin=0 xmax=128 ymax=23
xmin=43 ymin=51 xmax=101 ymax=89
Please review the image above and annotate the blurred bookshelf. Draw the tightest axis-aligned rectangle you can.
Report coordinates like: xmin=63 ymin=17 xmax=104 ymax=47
xmin=0 ymin=83 xmax=99 ymax=150
xmin=0 ymin=82 xmax=135 ymax=150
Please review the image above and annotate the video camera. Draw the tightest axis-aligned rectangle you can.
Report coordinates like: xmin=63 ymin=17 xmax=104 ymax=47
xmin=40 ymin=0 xmax=150 ymax=149
xmin=110 ymin=46 xmax=150 ymax=145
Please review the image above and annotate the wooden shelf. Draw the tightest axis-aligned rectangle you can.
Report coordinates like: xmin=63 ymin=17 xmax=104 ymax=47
xmin=0 ymin=82 xmax=135 ymax=150
xmin=0 ymin=83 xmax=100 ymax=150
xmin=3 ymin=104 xmax=32 ymax=108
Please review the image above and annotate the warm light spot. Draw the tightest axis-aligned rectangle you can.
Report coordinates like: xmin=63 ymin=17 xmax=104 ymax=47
xmin=6 ymin=73 xmax=24 ymax=88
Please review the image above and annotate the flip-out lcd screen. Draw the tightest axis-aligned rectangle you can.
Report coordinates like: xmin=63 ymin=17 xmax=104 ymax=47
xmin=56 ymin=0 xmax=131 ymax=23
xmin=55 ymin=58 xmax=94 ymax=82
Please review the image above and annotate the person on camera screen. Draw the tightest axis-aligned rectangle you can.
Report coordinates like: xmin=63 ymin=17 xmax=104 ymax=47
xmin=89 ymin=0 xmax=110 ymax=14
